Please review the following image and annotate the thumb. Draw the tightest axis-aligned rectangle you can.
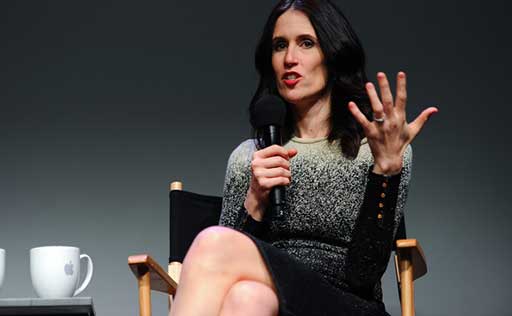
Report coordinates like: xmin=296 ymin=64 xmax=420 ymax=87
xmin=288 ymin=148 xmax=298 ymax=158
xmin=409 ymin=107 xmax=438 ymax=139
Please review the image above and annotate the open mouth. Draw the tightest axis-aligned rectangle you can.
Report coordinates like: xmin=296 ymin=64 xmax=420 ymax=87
xmin=282 ymin=72 xmax=302 ymax=86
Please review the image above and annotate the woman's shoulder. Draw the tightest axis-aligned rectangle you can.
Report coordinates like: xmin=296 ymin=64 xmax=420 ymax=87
xmin=226 ymin=139 xmax=257 ymax=168
xmin=229 ymin=139 xmax=256 ymax=157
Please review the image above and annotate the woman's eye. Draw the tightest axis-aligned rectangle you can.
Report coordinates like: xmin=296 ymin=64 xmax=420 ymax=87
xmin=273 ymin=41 xmax=287 ymax=52
xmin=301 ymin=39 xmax=315 ymax=48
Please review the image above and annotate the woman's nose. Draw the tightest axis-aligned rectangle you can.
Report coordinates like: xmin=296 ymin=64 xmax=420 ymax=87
xmin=284 ymin=46 xmax=298 ymax=68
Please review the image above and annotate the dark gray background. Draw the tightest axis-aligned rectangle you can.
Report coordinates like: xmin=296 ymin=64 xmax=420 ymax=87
xmin=1 ymin=1 xmax=510 ymax=315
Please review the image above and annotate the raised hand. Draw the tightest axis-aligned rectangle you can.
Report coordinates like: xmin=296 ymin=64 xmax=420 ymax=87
xmin=348 ymin=72 xmax=438 ymax=175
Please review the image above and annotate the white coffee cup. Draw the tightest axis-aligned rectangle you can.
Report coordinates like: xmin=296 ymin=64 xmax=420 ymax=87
xmin=0 ymin=248 xmax=5 ymax=290
xmin=30 ymin=246 xmax=93 ymax=298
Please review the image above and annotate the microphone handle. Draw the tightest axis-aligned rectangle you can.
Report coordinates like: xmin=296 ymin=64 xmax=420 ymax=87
xmin=270 ymin=187 xmax=285 ymax=219
xmin=263 ymin=125 xmax=285 ymax=219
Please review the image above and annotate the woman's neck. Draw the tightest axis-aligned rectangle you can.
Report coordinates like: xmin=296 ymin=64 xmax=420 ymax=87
xmin=292 ymin=93 xmax=331 ymax=139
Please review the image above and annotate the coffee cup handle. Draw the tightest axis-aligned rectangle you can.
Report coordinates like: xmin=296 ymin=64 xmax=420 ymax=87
xmin=73 ymin=254 xmax=93 ymax=296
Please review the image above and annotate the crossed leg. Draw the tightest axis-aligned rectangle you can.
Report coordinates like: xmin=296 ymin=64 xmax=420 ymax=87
xmin=169 ymin=226 xmax=279 ymax=316
xmin=220 ymin=280 xmax=278 ymax=316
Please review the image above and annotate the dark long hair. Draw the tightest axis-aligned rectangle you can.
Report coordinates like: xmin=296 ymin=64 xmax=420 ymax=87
xmin=250 ymin=0 xmax=372 ymax=159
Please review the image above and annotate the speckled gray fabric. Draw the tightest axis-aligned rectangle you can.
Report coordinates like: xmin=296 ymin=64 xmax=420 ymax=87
xmin=219 ymin=136 xmax=412 ymax=302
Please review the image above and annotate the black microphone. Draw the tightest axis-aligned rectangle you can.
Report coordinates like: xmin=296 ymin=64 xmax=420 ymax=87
xmin=252 ymin=95 xmax=287 ymax=220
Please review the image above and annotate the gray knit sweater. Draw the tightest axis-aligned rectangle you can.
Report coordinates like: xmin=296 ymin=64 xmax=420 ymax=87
xmin=219 ymin=136 xmax=412 ymax=302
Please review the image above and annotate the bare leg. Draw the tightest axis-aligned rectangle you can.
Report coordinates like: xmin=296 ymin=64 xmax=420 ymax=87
xmin=169 ymin=226 xmax=277 ymax=316
xmin=219 ymin=280 xmax=278 ymax=316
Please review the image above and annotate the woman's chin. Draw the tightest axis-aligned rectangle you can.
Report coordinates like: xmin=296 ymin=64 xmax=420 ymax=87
xmin=279 ymin=91 xmax=306 ymax=104
xmin=278 ymin=86 xmax=330 ymax=107
xmin=280 ymin=93 xmax=323 ymax=107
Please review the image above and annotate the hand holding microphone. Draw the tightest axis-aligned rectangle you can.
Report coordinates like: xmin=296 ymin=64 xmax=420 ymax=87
xmin=244 ymin=95 xmax=296 ymax=221
xmin=244 ymin=145 xmax=297 ymax=221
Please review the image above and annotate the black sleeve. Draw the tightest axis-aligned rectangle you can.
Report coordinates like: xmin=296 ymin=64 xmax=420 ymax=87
xmin=234 ymin=207 xmax=267 ymax=239
xmin=346 ymin=166 xmax=402 ymax=300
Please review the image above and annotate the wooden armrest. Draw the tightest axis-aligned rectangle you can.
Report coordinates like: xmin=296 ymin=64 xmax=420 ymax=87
xmin=128 ymin=254 xmax=178 ymax=295
xmin=394 ymin=239 xmax=427 ymax=316
xmin=396 ymin=238 xmax=427 ymax=280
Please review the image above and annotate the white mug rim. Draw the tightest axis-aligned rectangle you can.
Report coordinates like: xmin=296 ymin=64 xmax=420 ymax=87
xmin=0 ymin=248 xmax=4 ymax=253
xmin=30 ymin=246 xmax=79 ymax=253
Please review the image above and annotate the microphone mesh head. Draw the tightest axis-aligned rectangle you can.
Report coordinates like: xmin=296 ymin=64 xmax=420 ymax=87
xmin=252 ymin=95 xmax=287 ymax=128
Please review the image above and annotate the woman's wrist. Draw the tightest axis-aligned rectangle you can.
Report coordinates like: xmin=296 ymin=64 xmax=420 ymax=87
xmin=244 ymin=189 xmax=266 ymax=222
xmin=372 ymin=158 xmax=403 ymax=176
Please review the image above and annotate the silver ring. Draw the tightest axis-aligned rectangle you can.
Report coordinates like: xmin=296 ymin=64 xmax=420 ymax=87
xmin=373 ymin=113 xmax=385 ymax=123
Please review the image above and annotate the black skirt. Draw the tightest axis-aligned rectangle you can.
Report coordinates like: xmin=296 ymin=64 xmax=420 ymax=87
xmin=244 ymin=233 xmax=391 ymax=316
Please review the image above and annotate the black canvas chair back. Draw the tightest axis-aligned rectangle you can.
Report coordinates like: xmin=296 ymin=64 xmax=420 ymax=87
xmin=169 ymin=190 xmax=223 ymax=263
xmin=394 ymin=215 xmax=407 ymax=248
xmin=394 ymin=214 xmax=407 ymax=301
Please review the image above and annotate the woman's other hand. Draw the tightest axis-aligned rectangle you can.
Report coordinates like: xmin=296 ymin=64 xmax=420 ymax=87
xmin=244 ymin=145 xmax=298 ymax=221
xmin=348 ymin=72 xmax=438 ymax=175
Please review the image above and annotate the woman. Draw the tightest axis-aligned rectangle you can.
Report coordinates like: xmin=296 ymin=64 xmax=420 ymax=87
xmin=170 ymin=1 xmax=437 ymax=315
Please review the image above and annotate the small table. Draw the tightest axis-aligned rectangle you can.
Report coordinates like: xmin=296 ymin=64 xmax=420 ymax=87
xmin=0 ymin=297 xmax=95 ymax=316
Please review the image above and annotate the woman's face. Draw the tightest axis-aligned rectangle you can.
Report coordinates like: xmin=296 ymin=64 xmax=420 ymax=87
xmin=271 ymin=9 xmax=328 ymax=105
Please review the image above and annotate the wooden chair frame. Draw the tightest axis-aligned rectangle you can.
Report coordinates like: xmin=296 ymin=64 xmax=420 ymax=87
xmin=128 ymin=181 xmax=427 ymax=316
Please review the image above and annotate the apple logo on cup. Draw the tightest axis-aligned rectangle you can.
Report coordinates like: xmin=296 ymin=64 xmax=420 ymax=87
xmin=64 ymin=261 xmax=74 ymax=276
xmin=30 ymin=246 xmax=93 ymax=298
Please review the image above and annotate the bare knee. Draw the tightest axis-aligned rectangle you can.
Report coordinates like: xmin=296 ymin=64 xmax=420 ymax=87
xmin=222 ymin=280 xmax=278 ymax=316
xmin=182 ymin=226 xmax=246 ymax=272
